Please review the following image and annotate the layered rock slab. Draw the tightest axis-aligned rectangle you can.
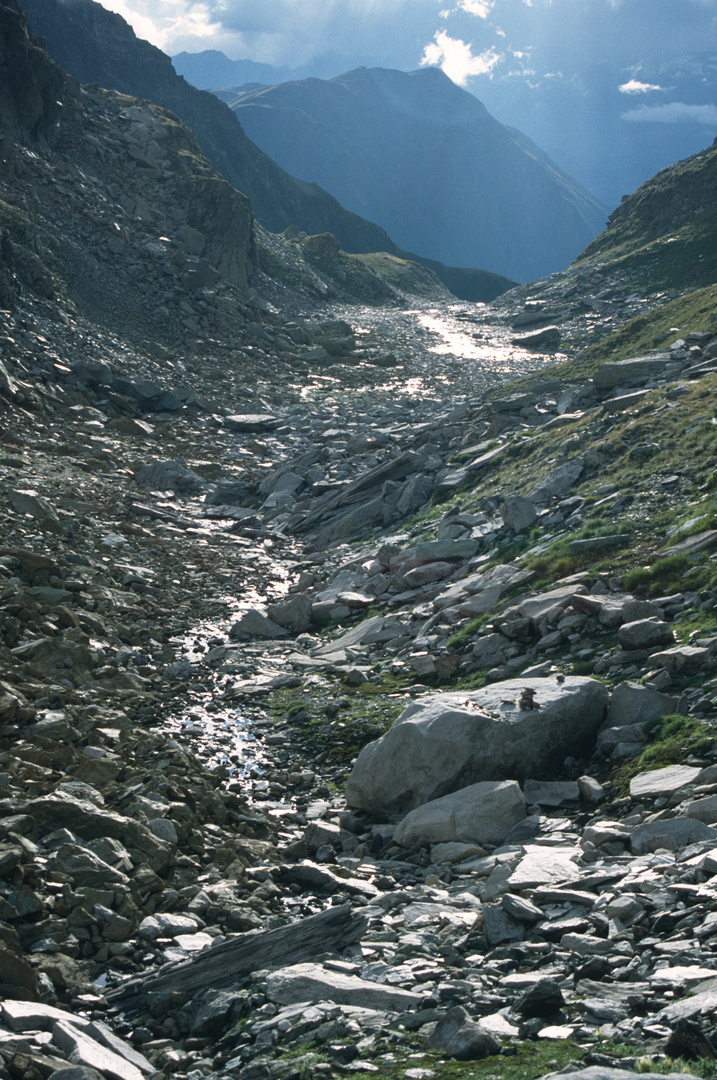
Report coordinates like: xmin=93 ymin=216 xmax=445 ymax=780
xmin=345 ymin=676 xmax=608 ymax=813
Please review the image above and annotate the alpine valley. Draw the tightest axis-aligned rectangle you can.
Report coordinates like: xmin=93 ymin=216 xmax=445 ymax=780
xmin=2 ymin=7 xmax=717 ymax=1080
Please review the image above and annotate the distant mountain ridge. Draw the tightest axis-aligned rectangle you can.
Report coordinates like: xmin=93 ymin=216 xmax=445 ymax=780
xmin=225 ymin=66 xmax=608 ymax=282
xmin=18 ymin=0 xmax=398 ymax=257
xmin=19 ymin=0 xmax=515 ymax=301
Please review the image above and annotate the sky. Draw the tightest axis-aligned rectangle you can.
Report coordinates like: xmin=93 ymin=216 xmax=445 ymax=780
xmin=100 ymin=0 xmax=717 ymax=205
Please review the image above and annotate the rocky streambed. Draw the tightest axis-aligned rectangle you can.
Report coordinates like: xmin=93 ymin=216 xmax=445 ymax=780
xmin=2 ymin=278 xmax=717 ymax=1080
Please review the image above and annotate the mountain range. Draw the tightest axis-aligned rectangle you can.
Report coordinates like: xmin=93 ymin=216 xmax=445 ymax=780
xmin=17 ymin=0 xmax=516 ymax=303
xmin=211 ymin=65 xmax=608 ymax=283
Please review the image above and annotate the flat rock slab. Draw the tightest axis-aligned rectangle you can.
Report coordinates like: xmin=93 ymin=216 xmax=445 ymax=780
xmin=629 ymin=764 xmax=702 ymax=799
xmin=224 ymin=413 xmax=279 ymax=432
xmin=52 ymin=1021 xmax=147 ymax=1080
xmin=630 ymin=817 xmax=717 ymax=854
xmin=592 ymin=353 xmax=674 ymax=388
xmin=506 ymin=846 xmax=581 ymax=891
xmin=345 ymin=676 xmax=608 ymax=814
xmin=265 ymin=962 xmax=422 ymax=1012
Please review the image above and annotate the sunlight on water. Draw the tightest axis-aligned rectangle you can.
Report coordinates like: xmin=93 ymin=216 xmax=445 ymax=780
xmin=419 ymin=311 xmax=517 ymax=369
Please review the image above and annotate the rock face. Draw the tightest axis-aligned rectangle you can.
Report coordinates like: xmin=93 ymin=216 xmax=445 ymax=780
xmin=345 ymin=676 xmax=609 ymax=813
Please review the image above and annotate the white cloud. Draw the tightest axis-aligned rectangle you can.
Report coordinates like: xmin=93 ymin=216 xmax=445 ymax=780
xmin=421 ymin=30 xmax=501 ymax=85
xmin=621 ymin=101 xmax=717 ymax=124
xmin=619 ymin=78 xmax=662 ymax=94
xmin=455 ymin=0 xmax=494 ymax=16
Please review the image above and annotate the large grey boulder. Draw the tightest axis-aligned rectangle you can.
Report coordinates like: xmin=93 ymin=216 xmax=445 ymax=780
xmin=393 ymin=781 xmax=526 ymax=850
xmin=345 ymin=676 xmax=608 ymax=814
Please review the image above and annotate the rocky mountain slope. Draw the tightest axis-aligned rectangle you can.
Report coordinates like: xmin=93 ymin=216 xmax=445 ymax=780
xmin=224 ymin=66 xmax=608 ymax=283
xmin=18 ymin=0 xmax=514 ymax=303
xmin=18 ymin=0 xmax=398 ymax=259
xmin=3 ymin=12 xmax=717 ymax=1080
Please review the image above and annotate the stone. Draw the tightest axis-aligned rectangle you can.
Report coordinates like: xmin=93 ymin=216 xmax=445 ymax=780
xmin=51 ymin=1021 xmax=147 ymax=1080
xmin=229 ymin=609 xmax=289 ymax=639
xmin=190 ymin=989 xmax=244 ymax=1037
xmin=523 ymin=780 xmax=579 ymax=807
xmin=606 ymin=681 xmax=676 ymax=729
xmin=515 ymin=979 xmax=565 ymax=1017
xmin=629 ymin=764 xmax=702 ymax=800
xmin=577 ymin=775 xmax=605 ymax=803
xmin=266 ymin=593 xmax=313 ymax=632
xmin=527 ymin=459 xmax=583 ymax=504
xmin=592 ymin=353 xmax=674 ymax=388
xmin=135 ymin=459 xmax=205 ymax=494
xmin=629 ymin=818 xmax=717 ymax=854
xmin=138 ymin=913 xmax=200 ymax=941
xmin=511 ymin=326 xmax=561 ymax=350
xmin=684 ymin=794 xmax=717 ymax=825
xmin=617 ymin=618 xmax=675 ymax=651
xmin=224 ymin=413 xmax=279 ymax=432
xmin=506 ymin=847 xmax=581 ymax=890
xmin=147 ymin=818 xmax=178 ymax=845
xmin=647 ymin=645 xmax=711 ymax=674
xmin=265 ymin=963 xmax=422 ymax=1011
xmin=500 ymin=495 xmax=537 ymax=533
xmin=430 ymin=841 xmax=487 ymax=865
xmin=345 ymin=676 xmax=608 ymax=814
xmin=426 ymin=1005 xmax=500 ymax=1060
xmin=393 ymin=780 xmax=526 ymax=849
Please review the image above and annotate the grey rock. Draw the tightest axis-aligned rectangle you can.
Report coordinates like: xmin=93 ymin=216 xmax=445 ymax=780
xmin=135 ymin=459 xmax=205 ymax=494
xmin=393 ymin=780 xmax=526 ymax=849
xmin=266 ymin=593 xmax=313 ymax=632
xmin=592 ymin=353 xmax=674 ymax=388
xmin=647 ymin=644 xmax=711 ymax=674
xmin=229 ymin=609 xmax=289 ymax=639
xmin=630 ymin=817 xmax=717 ymax=854
xmin=527 ymin=458 xmax=583 ymax=503
xmin=426 ymin=1005 xmax=500 ymax=1060
xmin=345 ymin=676 xmax=608 ymax=814
xmin=515 ymin=979 xmax=565 ymax=1017
xmin=265 ymin=962 xmax=422 ymax=1011
xmin=606 ymin=681 xmax=676 ymax=729
xmin=629 ymin=764 xmax=703 ymax=800
xmin=51 ymin=1021 xmax=147 ymax=1080
xmin=617 ymin=617 xmax=675 ymax=650
xmin=500 ymin=495 xmax=537 ymax=533
xmin=523 ymin=780 xmax=579 ymax=807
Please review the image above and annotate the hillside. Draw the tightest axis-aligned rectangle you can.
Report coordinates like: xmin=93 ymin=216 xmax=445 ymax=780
xmin=225 ymin=66 xmax=608 ymax=282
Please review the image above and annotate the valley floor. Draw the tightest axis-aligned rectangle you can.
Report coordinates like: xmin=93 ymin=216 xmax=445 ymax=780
xmin=2 ymin=276 xmax=717 ymax=1080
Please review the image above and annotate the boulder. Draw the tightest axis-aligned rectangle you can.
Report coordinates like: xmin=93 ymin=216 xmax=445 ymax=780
xmin=345 ymin=676 xmax=608 ymax=814
xmin=393 ymin=781 xmax=526 ymax=850
xmin=499 ymin=495 xmax=537 ymax=533
xmin=617 ymin=618 xmax=674 ymax=651
xmin=606 ymin=681 xmax=676 ymax=729
xmin=229 ymin=609 xmax=289 ymax=640
xmin=527 ymin=459 xmax=583 ymax=504
xmin=629 ymin=765 xmax=702 ymax=800
xmin=266 ymin=593 xmax=313 ymax=632
xmin=426 ymin=1005 xmax=500 ymax=1060
xmin=629 ymin=818 xmax=717 ymax=854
